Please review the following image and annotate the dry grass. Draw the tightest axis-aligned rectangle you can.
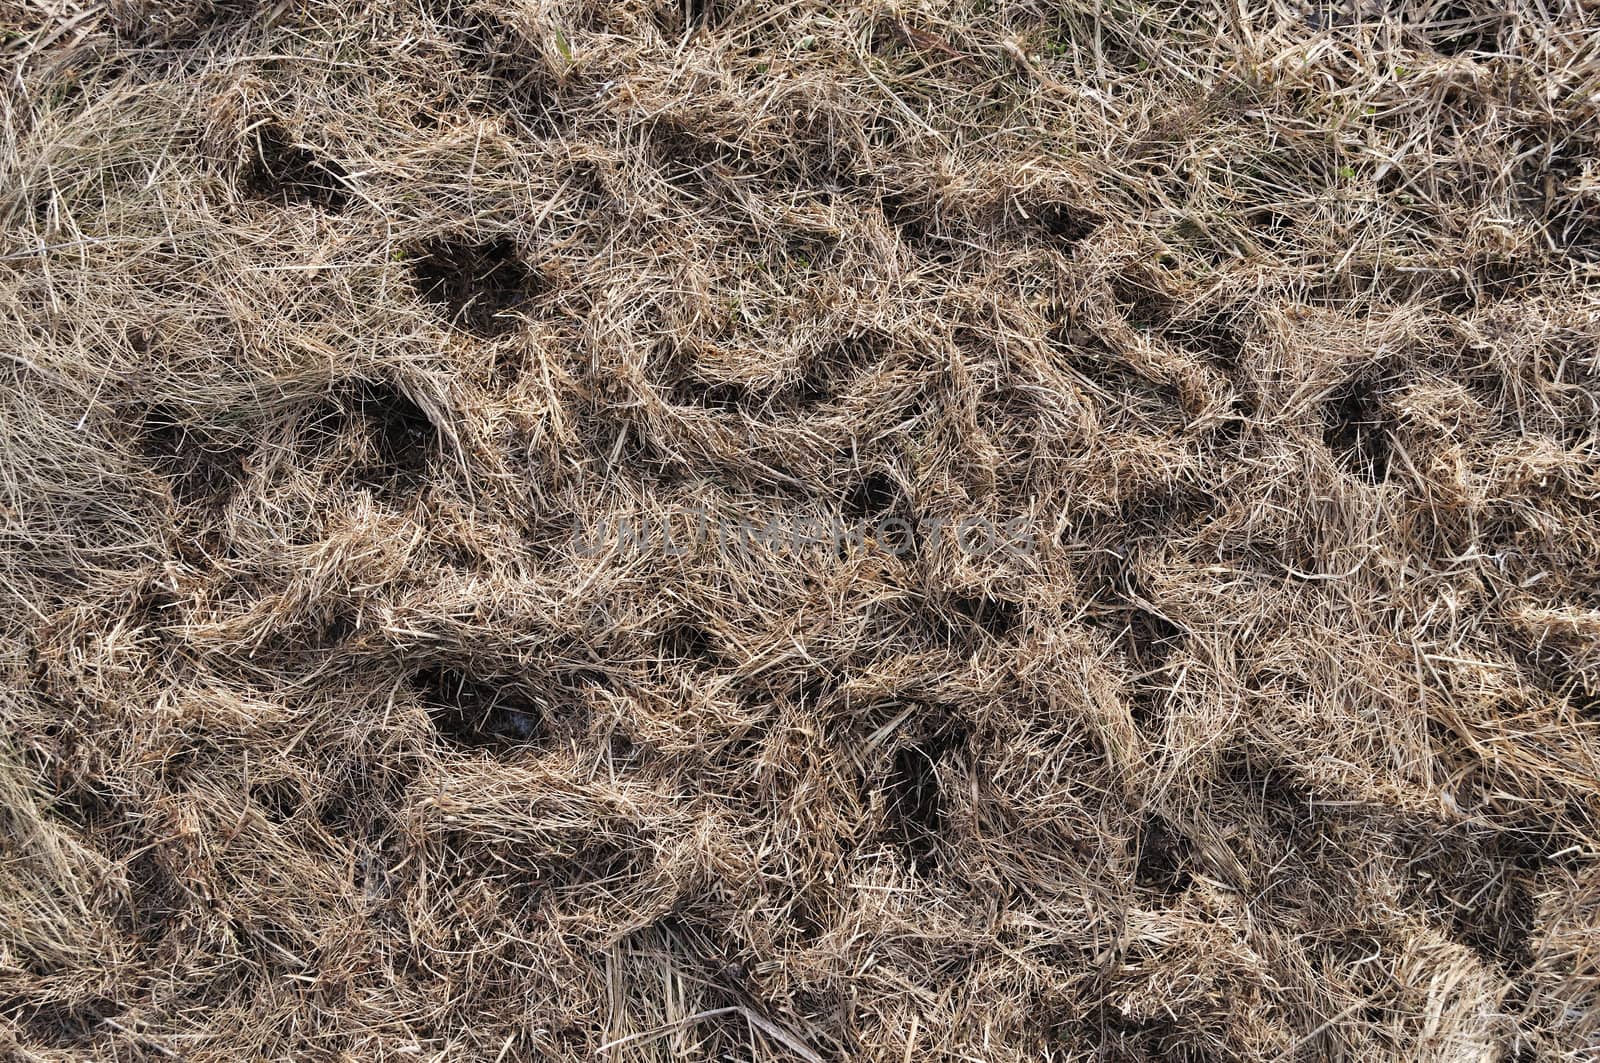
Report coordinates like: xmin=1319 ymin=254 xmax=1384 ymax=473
xmin=2 ymin=0 xmax=1599 ymax=1059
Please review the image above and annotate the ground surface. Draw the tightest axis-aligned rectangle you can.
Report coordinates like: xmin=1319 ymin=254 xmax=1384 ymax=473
xmin=2 ymin=0 xmax=1599 ymax=1060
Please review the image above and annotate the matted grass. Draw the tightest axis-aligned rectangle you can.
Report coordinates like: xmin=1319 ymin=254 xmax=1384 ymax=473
xmin=2 ymin=0 xmax=1597 ymax=1059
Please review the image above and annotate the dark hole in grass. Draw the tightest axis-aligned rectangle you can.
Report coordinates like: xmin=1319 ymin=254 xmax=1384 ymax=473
xmin=937 ymin=591 xmax=1020 ymax=651
xmin=250 ymin=780 xmax=303 ymax=825
xmin=842 ymin=470 xmax=901 ymax=520
xmin=1083 ymin=1004 xmax=1216 ymax=1063
xmin=467 ymin=46 xmax=557 ymax=134
xmin=468 ymin=47 xmax=552 ymax=128
xmin=675 ymin=0 xmax=730 ymax=33
xmin=793 ymin=331 xmax=887 ymax=407
xmin=778 ymin=122 xmax=861 ymax=193
xmin=784 ymin=231 xmax=837 ymax=272
xmin=1423 ymin=1 xmax=1499 ymax=56
xmin=314 ymin=757 xmax=417 ymax=851
xmin=489 ymin=343 xmax=531 ymax=391
xmin=1127 ymin=685 xmax=1165 ymax=735
xmin=317 ymin=607 xmax=357 ymax=648
xmin=241 ymin=122 xmax=350 ymax=212
xmin=1134 ymin=814 xmax=1193 ymax=898
xmin=346 ymin=380 xmax=437 ymax=492
xmin=1170 ymin=317 xmax=1245 ymax=372
xmin=157 ymin=749 xmax=195 ymax=784
xmin=795 ymin=672 xmax=839 ymax=709
xmin=252 ymin=600 xmax=355 ymax=658
xmin=28 ymin=187 xmax=54 ymax=227
xmin=1126 ymin=605 xmax=1183 ymax=672
xmin=884 ymin=209 xmax=939 ymax=256
xmin=1207 ymin=412 xmax=1248 ymax=450
xmin=1505 ymin=1036 xmax=1539 ymax=1063
xmin=1116 ymin=485 xmax=1215 ymax=539
xmin=138 ymin=405 xmax=247 ymax=509
xmin=1082 ymin=552 xmax=1184 ymax=734
xmin=1536 ymin=155 xmax=1600 ymax=261
xmin=123 ymin=847 xmax=183 ymax=943
xmin=1557 ymin=214 xmax=1600 ymax=262
xmin=423 ymin=0 xmax=478 ymax=36
xmin=1407 ymin=828 xmax=1552 ymax=974
xmin=1323 ymin=375 xmax=1392 ymax=484
xmin=973 ymin=383 xmax=1045 ymax=448
xmin=562 ymin=158 xmax=613 ymax=215
xmin=660 ymin=622 xmax=719 ymax=666
xmin=425 ymin=0 xmax=560 ymax=134
xmin=656 ymin=138 xmax=717 ymax=198
xmin=585 ymin=409 xmax=689 ymax=486
xmin=111 ymin=0 xmax=257 ymax=47
xmin=1050 ymin=325 xmax=1186 ymax=431
xmin=672 ymin=376 xmax=750 ymax=412
xmin=1437 ymin=260 xmax=1522 ymax=310
xmin=1031 ymin=201 xmax=1103 ymax=247
xmin=705 ymin=707 xmax=766 ymax=764
xmin=410 ymin=236 xmax=535 ymax=338
xmin=1079 ymin=548 xmax=1178 ymax=651
xmin=1530 ymin=648 xmax=1600 ymax=721
xmin=439 ymin=537 xmax=487 ymax=570
xmin=1303 ymin=3 xmax=1365 ymax=30
xmin=414 ymin=666 xmax=549 ymax=751
xmin=315 ymin=779 xmax=359 ymax=834
xmin=880 ymin=191 xmax=956 ymax=265
xmin=1110 ymin=273 xmax=1173 ymax=332
xmin=649 ymin=120 xmax=755 ymax=199
xmin=1455 ymin=873 xmax=1537 ymax=972
xmin=498 ymin=77 xmax=558 ymax=135
xmin=839 ymin=473 xmax=916 ymax=556
xmin=865 ymin=113 xmax=902 ymax=151
xmin=884 ymin=720 xmax=968 ymax=875
xmin=1306 ymin=930 xmax=1394 ymax=999
xmin=877 ymin=516 xmax=917 ymax=556
xmin=1246 ymin=206 xmax=1298 ymax=240
xmin=1240 ymin=759 xmax=1322 ymax=843
xmin=3 ymin=994 xmax=122 ymax=1048
xmin=50 ymin=778 xmax=120 ymax=833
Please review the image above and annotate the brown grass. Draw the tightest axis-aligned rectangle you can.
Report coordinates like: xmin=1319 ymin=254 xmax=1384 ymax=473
xmin=2 ymin=0 xmax=1598 ymax=1059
